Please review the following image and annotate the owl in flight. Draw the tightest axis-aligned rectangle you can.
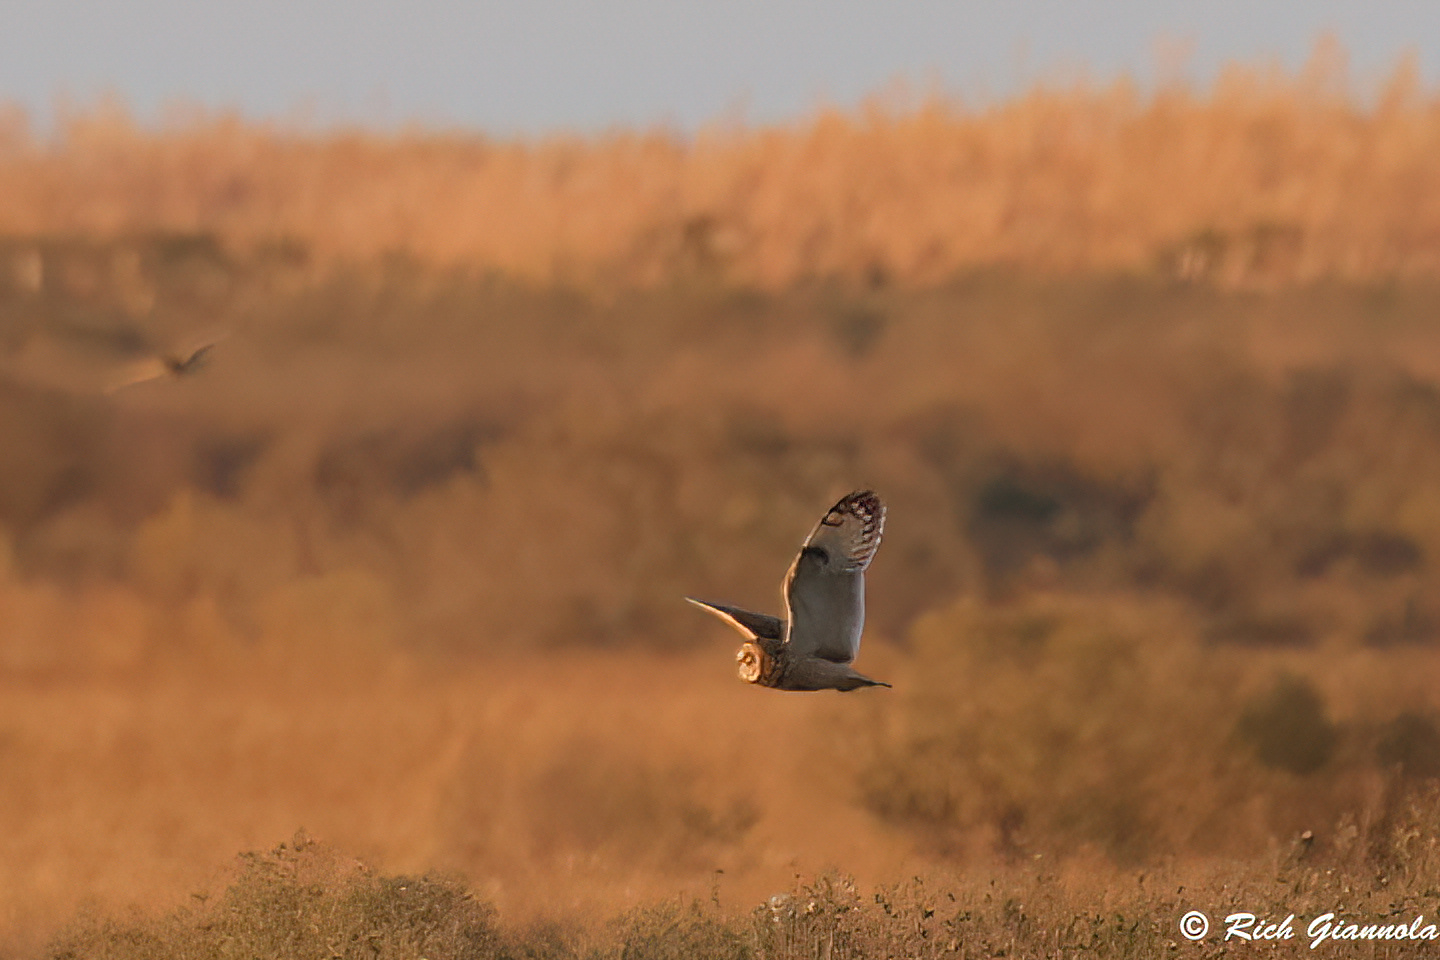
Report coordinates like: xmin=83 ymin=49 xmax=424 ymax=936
xmin=105 ymin=334 xmax=228 ymax=394
xmin=688 ymin=490 xmax=889 ymax=691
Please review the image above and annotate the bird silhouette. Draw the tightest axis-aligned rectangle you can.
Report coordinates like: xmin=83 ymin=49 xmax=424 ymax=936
xmin=688 ymin=490 xmax=889 ymax=691
xmin=105 ymin=334 xmax=228 ymax=393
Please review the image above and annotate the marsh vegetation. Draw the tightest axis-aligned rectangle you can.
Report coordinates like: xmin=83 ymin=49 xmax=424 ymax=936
xmin=6 ymin=52 xmax=1440 ymax=957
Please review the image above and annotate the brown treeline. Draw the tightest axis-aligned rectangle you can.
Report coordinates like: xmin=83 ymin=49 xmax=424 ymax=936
xmin=2 ymin=50 xmax=1440 ymax=289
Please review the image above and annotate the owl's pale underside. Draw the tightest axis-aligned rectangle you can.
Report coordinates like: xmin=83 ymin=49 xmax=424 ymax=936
xmin=687 ymin=490 xmax=889 ymax=692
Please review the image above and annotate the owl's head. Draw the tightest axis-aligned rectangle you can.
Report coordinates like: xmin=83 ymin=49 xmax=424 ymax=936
xmin=736 ymin=641 xmax=768 ymax=684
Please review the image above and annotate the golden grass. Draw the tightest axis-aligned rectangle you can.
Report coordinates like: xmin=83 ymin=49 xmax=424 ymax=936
xmin=4 ymin=49 xmax=1440 ymax=289
xmin=47 ymin=821 xmax=1440 ymax=960
xmin=4 ymin=260 xmax=1440 ymax=955
xmin=7 ymin=54 xmax=1440 ymax=957
xmin=0 ymin=650 xmax=912 ymax=955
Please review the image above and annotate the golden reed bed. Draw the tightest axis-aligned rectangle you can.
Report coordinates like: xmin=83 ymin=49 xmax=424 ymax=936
xmin=2 ymin=48 xmax=1440 ymax=290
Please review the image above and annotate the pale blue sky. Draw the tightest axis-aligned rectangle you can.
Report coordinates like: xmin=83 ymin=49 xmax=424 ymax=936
xmin=3 ymin=1 xmax=1438 ymax=135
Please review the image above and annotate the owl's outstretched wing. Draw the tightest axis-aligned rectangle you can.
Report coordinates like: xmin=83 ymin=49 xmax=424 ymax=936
xmin=685 ymin=598 xmax=786 ymax=642
xmin=104 ymin=331 xmax=229 ymax=394
xmin=783 ymin=491 xmax=885 ymax=664
xmin=104 ymin=357 xmax=171 ymax=393
xmin=171 ymin=341 xmax=218 ymax=374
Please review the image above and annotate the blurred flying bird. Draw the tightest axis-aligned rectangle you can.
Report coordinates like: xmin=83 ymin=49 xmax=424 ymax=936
xmin=688 ymin=490 xmax=889 ymax=691
xmin=106 ymin=332 xmax=229 ymax=393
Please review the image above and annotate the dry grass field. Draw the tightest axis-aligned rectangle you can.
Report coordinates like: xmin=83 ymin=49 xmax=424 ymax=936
xmin=8 ymin=51 xmax=1440 ymax=957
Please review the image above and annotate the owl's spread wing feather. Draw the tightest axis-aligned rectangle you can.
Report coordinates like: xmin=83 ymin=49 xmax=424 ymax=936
xmin=685 ymin=598 xmax=786 ymax=642
xmin=783 ymin=491 xmax=885 ymax=664
xmin=105 ymin=332 xmax=229 ymax=393
xmin=104 ymin=357 xmax=171 ymax=394
xmin=798 ymin=490 xmax=885 ymax=574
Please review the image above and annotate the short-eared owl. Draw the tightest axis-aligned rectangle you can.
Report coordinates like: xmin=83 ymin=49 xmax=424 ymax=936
xmin=687 ymin=490 xmax=889 ymax=691
xmin=106 ymin=334 xmax=228 ymax=394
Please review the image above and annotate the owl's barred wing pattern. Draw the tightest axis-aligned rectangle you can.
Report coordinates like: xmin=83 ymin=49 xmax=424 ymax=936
xmin=685 ymin=598 xmax=786 ymax=642
xmin=783 ymin=491 xmax=885 ymax=664
xmin=685 ymin=490 xmax=889 ymax=691
xmin=799 ymin=490 xmax=885 ymax=573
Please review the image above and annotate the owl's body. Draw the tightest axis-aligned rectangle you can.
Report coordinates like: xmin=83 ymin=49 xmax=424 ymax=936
xmin=688 ymin=490 xmax=889 ymax=692
xmin=106 ymin=336 xmax=227 ymax=394
xmin=162 ymin=343 xmax=216 ymax=376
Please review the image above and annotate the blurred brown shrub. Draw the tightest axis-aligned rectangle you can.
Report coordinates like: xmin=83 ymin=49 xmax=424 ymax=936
xmin=50 ymin=817 xmax=1440 ymax=960
xmin=49 ymin=834 xmax=509 ymax=960
xmin=857 ymin=594 xmax=1440 ymax=864
xmin=9 ymin=251 xmax=1440 ymax=663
